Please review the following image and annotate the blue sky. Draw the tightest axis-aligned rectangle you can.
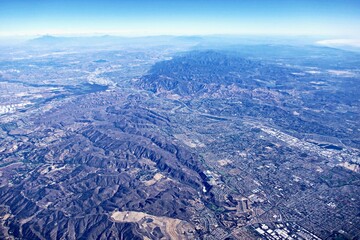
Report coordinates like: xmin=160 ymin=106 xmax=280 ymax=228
xmin=0 ymin=0 xmax=360 ymax=37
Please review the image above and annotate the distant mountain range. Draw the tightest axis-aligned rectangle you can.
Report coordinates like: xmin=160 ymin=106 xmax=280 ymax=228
xmin=27 ymin=35 xmax=205 ymax=48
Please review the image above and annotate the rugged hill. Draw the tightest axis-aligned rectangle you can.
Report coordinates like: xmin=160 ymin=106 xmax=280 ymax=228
xmin=138 ymin=51 xmax=295 ymax=96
